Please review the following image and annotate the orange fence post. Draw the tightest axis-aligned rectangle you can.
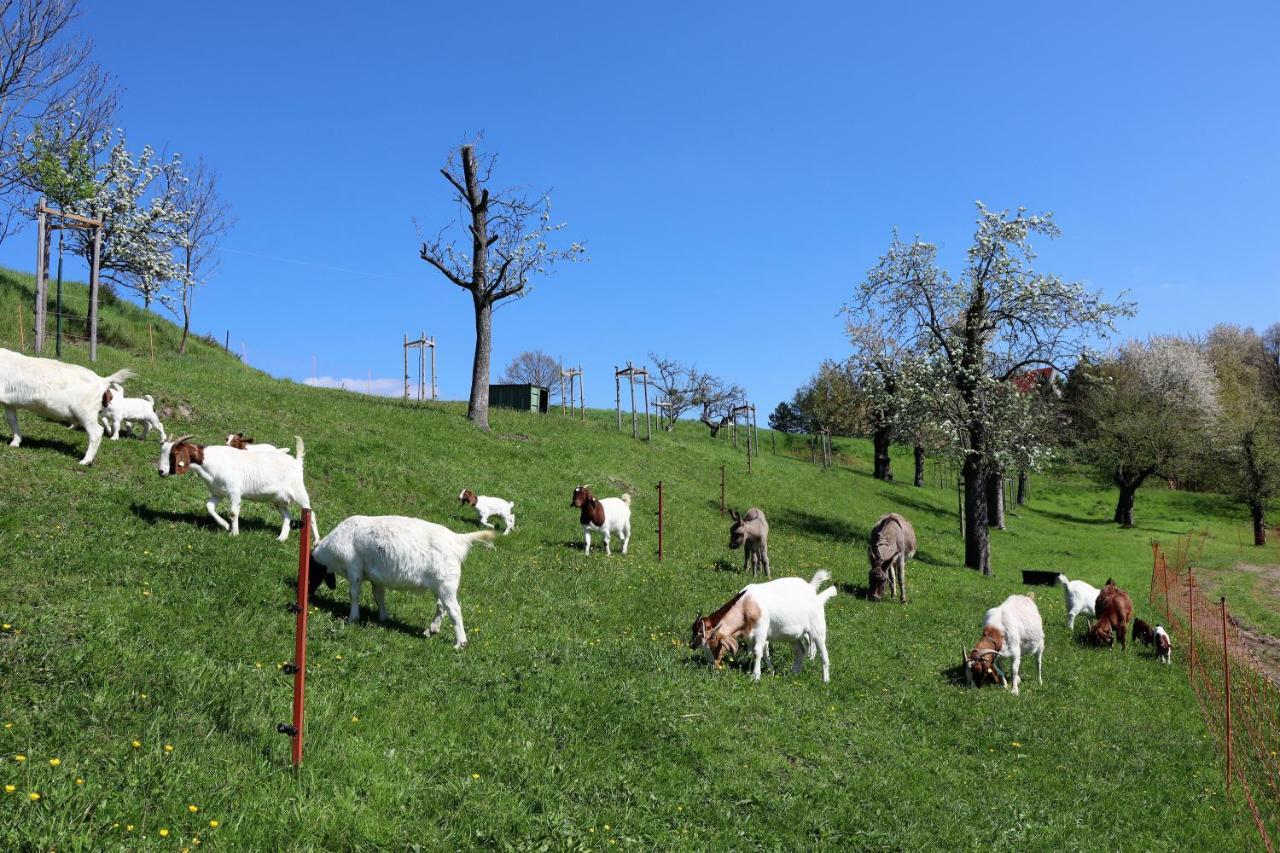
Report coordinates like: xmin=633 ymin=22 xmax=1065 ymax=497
xmin=1188 ymin=568 xmax=1196 ymax=672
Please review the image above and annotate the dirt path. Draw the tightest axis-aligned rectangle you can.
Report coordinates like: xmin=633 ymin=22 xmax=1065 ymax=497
xmin=1222 ymin=564 xmax=1280 ymax=688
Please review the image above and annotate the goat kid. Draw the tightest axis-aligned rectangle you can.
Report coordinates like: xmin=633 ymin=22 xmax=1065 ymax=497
xmin=1057 ymin=573 xmax=1101 ymax=631
xmin=459 ymin=489 xmax=515 ymax=535
xmin=158 ymin=434 xmax=318 ymax=542
xmin=308 ymin=515 xmax=496 ymax=649
xmin=570 ymin=485 xmax=631 ymax=555
xmin=1131 ymin=618 xmax=1156 ymax=647
xmin=688 ymin=590 xmax=772 ymax=670
xmin=868 ymin=513 xmax=917 ymax=603
xmin=728 ymin=507 xmax=770 ymax=577
xmin=1088 ymin=578 xmax=1133 ymax=650
xmin=963 ymin=593 xmax=1045 ymax=696
xmin=704 ymin=570 xmax=836 ymax=682
xmin=0 ymin=347 xmax=132 ymax=465
xmin=102 ymin=383 xmax=166 ymax=441
xmin=1154 ymin=625 xmax=1172 ymax=664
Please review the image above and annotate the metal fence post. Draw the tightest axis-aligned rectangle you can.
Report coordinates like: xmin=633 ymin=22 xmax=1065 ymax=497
xmin=720 ymin=465 xmax=725 ymax=517
xmin=277 ymin=509 xmax=312 ymax=770
xmin=656 ymin=480 xmax=664 ymax=562
xmin=1222 ymin=596 xmax=1232 ymax=792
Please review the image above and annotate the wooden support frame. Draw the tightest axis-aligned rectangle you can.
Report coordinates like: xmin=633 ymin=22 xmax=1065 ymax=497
xmin=31 ymin=200 xmax=104 ymax=359
xmin=560 ymin=365 xmax=584 ymax=419
xmin=614 ymin=362 xmax=652 ymax=439
xmin=403 ymin=332 xmax=437 ymax=402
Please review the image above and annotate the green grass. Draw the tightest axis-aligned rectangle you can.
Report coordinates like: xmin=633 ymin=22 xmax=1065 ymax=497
xmin=0 ymin=268 xmax=1269 ymax=850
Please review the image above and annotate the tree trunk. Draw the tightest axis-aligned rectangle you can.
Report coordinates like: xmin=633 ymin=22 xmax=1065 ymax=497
xmin=963 ymin=455 xmax=991 ymax=574
xmin=179 ymin=249 xmax=192 ymax=355
xmin=872 ymin=426 xmax=893 ymax=481
xmin=467 ymin=297 xmax=493 ymax=431
xmin=986 ymin=469 xmax=1006 ymax=530
xmin=913 ymin=445 xmax=925 ymax=488
xmin=1016 ymin=470 xmax=1028 ymax=506
xmin=1252 ymin=502 xmax=1267 ymax=546
xmin=1114 ymin=484 xmax=1137 ymax=528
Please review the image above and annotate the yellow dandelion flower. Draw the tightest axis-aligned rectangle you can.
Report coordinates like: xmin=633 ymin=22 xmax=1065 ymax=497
xmin=350 ymin=716 xmax=359 ymax=723
xmin=164 ymin=745 xmax=173 ymax=753
xmin=4 ymin=784 xmax=14 ymax=793
xmin=1011 ymin=742 xmax=1022 ymax=748
xmin=159 ymin=828 xmax=169 ymax=837
xmin=193 ymin=839 xmax=201 ymax=846
xmin=143 ymin=590 xmax=151 ymax=597
xmin=126 ymin=824 xmax=134 ymax=832
xmin=589 ymin=828 xmax=595 ymax=833
xmin=14 ymin=754 xmax=26 ymax=762
xmin=139 ymin=693 xmax=147 ymax=699
xmin=75 ymin=778 xmax=83 ymax=785
xmin=471 ymin=773 xmax=480 ymax=779
xmin=188 ymin=804 xmax=199 ymax=812
xmin=254 ymin=662 xmax=262 ymax=669
xmin=28 ymin=791 xmax=40 ymax=801
xmin=604 ymin=824 xmax=611 ymax=831
xmin=335 ymin=655 xmax=343 ymax=660
xmin=1 ymin=624 xmax=9 ymax=629
xmin=131 ymin=740 xmax=141 ymax=749
xmin=48 ymin=758 xmax=60 ymax=767
xmin=208 ymin=820 xmax=218 ymax=828
xmin=3 ymin=722 xmax=10 ymax=728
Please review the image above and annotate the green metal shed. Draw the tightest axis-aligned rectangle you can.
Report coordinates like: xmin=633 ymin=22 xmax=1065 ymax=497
xmin=489 ymin=384 xmax=549 ymax=413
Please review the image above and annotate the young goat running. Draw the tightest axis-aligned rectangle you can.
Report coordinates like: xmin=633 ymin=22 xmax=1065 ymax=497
xmin=458 ymin=489 xmax=515 ymax=535
xmin=102 ymin=384 xmax=166 ymax=442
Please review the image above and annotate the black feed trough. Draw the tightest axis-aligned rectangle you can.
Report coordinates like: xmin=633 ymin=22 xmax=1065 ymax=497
xmin=1021 ymin=569 xmax=1060 ymax=587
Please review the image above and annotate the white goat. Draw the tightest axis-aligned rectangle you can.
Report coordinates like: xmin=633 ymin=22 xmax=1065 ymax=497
xmin=964 ymin=594 xmax=1045 ymax=696
xmin=157 ymin=434 xmax=318 ymax=542
xmin=0 ymin=347 xmax=132 ymax=465
xmin=307 ymin=515 xmax=496 ymax=649
xmin=101 ymin=383 xmax=166 ymax=441
xmin=570 ymin=485 xmax=631 ymax=555
xmin=706 ymin=570 xmax=836 ymax=682
xmin=1057 ymin=573 xmax=1101 ymax=630
xmin=458 ymin=489 xmax=515 ymax=534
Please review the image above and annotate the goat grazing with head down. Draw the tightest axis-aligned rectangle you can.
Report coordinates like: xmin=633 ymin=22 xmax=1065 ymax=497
xmin=963 ymin=593 xmax=1044 ymax=696
xmin=0 ymin=347 xmax=132 ymax=465
xmin=728 ymin=508 xmax=770 ymax=577
xmin=570 ymin=485 xmax=631 ymax=555
xmin=1088 ymin=579 xmax=1133 ymax=650
xmin=868 ymin=513 xmax=916 ymax=603
xmin=226 ymin=433 xmax=291 ymax=453
xmin=157 ymin=434 xmax=318 ymax=542
xmin=696 ymin=570 xmax=836 ymax=682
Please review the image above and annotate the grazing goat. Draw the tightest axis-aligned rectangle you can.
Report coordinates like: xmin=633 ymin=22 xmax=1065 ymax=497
xmin=570 ymin=485 xmax=631 ymax=555
xmin=963 ymin=593 xmax=1044 ymax=696
xmin=225 ymin=433 xmax=291 ymax=453
xmin=688 ymin=589 xmax=772 ymax=670
xmin=157 ymin=435 xmax=318 ymax=542
xmin=0 ymin=347 xmax=132 ymax=465
xmin=728 ymin=508 xmax=770 ymax=577
xmin=868 ymin=513 xmax=917 ymax=603
xmin=1057 ymin=573 xmax=1101 ymax=631
xmin=704 ymin=570 xmax=836 ymax=682
xmin=1154 ymin=625 xmax=1172 ymax=664
xmin=1088 ymin=579 xmax=1133 ymax=649
xmin=459 ymin=489 xmax=515 ymax=535
xmin=308 ymin=515 xmax=495 ymax=649
xmin=102 ymin=384 xmax=166 ymax=442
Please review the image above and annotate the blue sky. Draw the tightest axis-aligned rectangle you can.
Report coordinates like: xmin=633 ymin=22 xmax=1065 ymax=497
xmin=3 ymin=2 xmax=1277 ymax=409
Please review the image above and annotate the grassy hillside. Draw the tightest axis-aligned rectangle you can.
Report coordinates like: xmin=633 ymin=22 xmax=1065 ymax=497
xmin=0 ymin=269 xmax=1267 ymax=849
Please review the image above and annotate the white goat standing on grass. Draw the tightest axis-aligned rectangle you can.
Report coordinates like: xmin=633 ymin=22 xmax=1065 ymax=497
xmin=704 ymin=570 xmax=837 ymax=682
xmin=0 ymin=347 xmax=132 ymax=465
xmin=101 ymin=383 xmax=167 ymax=441
xmin=307 ymin=515 xmax=496 ymax=649
xmin=570 ymin=485 xmax=631 ymax=555
xmin=157 ymin=435 xmax=318 ymax=542
xmin=964 ymin=593 xmax=1045 ymax=696
xmin=458 ymin=489 xmax=515 ymax=534
xmin=1057 ymin=573 xmax=1101 ymax=630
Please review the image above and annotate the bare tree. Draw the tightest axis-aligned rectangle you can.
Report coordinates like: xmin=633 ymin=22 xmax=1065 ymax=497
xmin=169 ymin=158 xmax=233 ymax=354
xmin=648 ymin=353 xmax=697 ymax=430
xmin=693 ymin=369 xmax=746 ymax=437
xmin=418 ymin=140 xmax=584 ymax=431
xmin=500 ymin=350 xmax=561 ymax=403
xmin=0 ymin=0 xmax=115 ymax=244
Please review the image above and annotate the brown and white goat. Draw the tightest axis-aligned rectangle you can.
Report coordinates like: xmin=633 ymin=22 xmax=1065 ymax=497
xmin=963 ymin=593 xmax=1044 ymax=696
xmin=570 ymin=485 xmax=631 ymax=555
xmin=689 ymin=589 xmax=765 ymax=666
xmin=728 ymin=508 xmax=770 ymax=577
xmin=1088 ymin=579 xmax=1133 ymax=649
xmin=1131 ymin=618 xmax=1156 ymax=647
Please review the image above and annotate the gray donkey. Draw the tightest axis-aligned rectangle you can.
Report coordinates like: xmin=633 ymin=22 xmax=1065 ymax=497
xmin=728 ymin=508 xmax=770 ymax=577
xmin=868 ymin=512 xmax=917 ymax=603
